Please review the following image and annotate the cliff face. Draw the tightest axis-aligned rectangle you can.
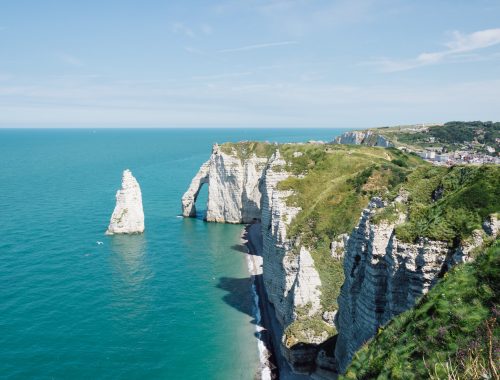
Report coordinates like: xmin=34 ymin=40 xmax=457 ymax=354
xmin=340 ymin=241 xmax=500 ymax=380
xmin=259 ymin=151 xmax=325 ymax=373
xmin=182 ymin=146 xmax=325 ymax=373
xmin=207 ymin=144 xmax=268 ymax=223
xmin=181 ymin=144 xmax=326 ymax=330
xmin=181 ymin=144 xmax=268 ymax=223
xmin=181 ymin=160 xmax=210 ymax=218
xmin=334 ymin=198 xmax=497 ymax=373
xmin=182 ymin=142 xmax=499 ymax=377
xmin=333 ymin=131 xmax=392 ymax=148
xmin=106 ymin=169 xmax=145 ymax=235
xmin=260 ymin=150 xmax=301 ymax=326
xmin=260 ymin=151 xmax=323 ymax=324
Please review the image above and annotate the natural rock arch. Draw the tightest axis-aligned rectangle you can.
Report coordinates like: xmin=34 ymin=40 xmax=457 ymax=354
xmin=181 ymin=160 xmax=210 ymax=217
xmin=181 ymin=144 xmax=269 ymax=223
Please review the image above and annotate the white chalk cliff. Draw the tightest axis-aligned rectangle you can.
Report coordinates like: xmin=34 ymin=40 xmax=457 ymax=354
xmin=258 ymin=151 xmax=327 ymax=373
xmin=182 ymin=146 xmax=324 ymax=327
xmin=181 ymin=160 xmax=210 ymax=217
xmin=333 ymin=131 xmax=392 ymax=147
xmin=106 ymin=169 xmax=145 ymax=235
xmin=185 ymin=148 xmax=325 ymax=329
xmin=181 ymin=142 xmax=495 ymax=376
xmin=181 ymin=143 xmax=268 ymax=223
xmin=260 ymin=151 xmax=323 ymax=324
xmin=182 ymin=146 xmax=326 ymax=373
xmin=333 ymin=198 xmax=498 ymax=373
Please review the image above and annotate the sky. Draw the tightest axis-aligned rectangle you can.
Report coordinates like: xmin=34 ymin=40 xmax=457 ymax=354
xmin=1 ymin=0 xmax=500 ymax=128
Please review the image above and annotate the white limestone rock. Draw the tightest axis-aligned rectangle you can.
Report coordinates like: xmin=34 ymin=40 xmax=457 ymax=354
xmin=293 ymin=247 xmax=322 ymax=317
xmin=206 ymin=144 xmax=268 ymax=223
xmin=453 ymin=217 xmax=499 ymax=264
xmin=260 ymin=150 xmax=303 ymax=326
xmin=333 ymin=199 xmax=492 ymax=373
xmin=181 ymin=160 xmax=210 ymax=217
xmin=259 ymin=151 xmax=327 ymax=374
xmin=483 ymin=214 xmax=499 ymax=238
xmin=181 ymin=144 xmax=268 ymax=223
xmin=182 ymin=141 xmax=497 ymax=376
xmin=331 ymin=234 xmax=349 ymax=259
xmin=333 ymin=131 xmax=392 ymax=147
xmin=322 ymin=310 xmax=337 ymax=326
xmin=183 ymin=146 xmax=327 ymax=374
xmin=106 ymin=169 xmax=144 ymax=235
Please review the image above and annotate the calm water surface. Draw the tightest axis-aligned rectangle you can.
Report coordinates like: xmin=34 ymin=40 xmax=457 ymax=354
xmin=0 ymin=128 xmax=346 ymax=379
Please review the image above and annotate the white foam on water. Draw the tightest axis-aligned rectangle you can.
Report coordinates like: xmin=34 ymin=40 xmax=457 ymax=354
xmin=246 ymin=252 xmax=272 ymax=380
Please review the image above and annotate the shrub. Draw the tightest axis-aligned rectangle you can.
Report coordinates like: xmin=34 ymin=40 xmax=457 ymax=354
xmin=395 ymin=165 xmax=500 ymax=243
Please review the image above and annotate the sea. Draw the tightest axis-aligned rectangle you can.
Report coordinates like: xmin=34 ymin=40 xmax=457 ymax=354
xmin=0 ymin=128 xmax=346 ymax=380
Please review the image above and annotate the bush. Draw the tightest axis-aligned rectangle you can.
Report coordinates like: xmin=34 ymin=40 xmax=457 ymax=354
xmin=395 ymin=165 xmax=500 ymax=243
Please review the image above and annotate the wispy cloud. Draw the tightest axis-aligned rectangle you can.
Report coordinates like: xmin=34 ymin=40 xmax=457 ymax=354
xmin=57 ymin=53 xmax=84 ymax=67
xmin=172 ymin=22 xmax=196 ymax=38
xmin=184 ymin=46 xmax=204 ymax=55
xmin=200 ymin=24 xmax=213 ymax=35
xmin=216 ymin=0 xmax=392 ymax=37
xmin=364 ymin=28 xmax=500 ymax=72
xmin=191 ymin=71 xmax=253 ymax=81
xmin=218 ymin=40 xmax=298 ymax=53
xmin=172 ymin=22 xmax=213 ymax=38
xmin=2 ymin=73 xmax=499 ymax=127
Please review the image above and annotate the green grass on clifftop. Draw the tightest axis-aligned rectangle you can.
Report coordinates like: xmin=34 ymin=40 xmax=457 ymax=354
xmin=341 ymin=240 xmax=500 ymax=380
xmin=376 ymin=121 xmax=500 ymax=154
xmin=219 ymin=141 xmax=500 ymax=354
xmin=277 ymin=144 xmax=425 ymax=312
xmin=220 ymin=141 xmax=277 ymax=160
xmin=393 ymin=165 xmax=500 ymax=244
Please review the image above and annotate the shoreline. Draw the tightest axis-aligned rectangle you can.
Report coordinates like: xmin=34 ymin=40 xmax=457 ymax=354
xmin=242 ymin=223 xmax=276 ymax=380
xmin=242 ymin=223 xmax=310 ymax=380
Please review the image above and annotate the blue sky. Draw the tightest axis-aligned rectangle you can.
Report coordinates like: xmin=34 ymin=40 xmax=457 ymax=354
xmin=1 ymin=0 xmax=500 ymax=128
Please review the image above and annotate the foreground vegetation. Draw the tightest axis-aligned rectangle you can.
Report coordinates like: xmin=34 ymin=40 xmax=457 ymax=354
xmin=341 ymin=240 xmax=499 ymax=380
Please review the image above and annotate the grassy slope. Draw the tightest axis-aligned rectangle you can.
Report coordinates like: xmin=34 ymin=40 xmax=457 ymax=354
xmin=275 ymin=144 xmax=500 ymax=359
xmin=217 ymin=141 xmax=500 ymax=352
xmin=275 ymin=144 xmax=426 ymax=344
xmin=378 ymin=121 xmax=500 ymax=154
xmin=394 ymin=165 xmax=500 ymax=244
xmin=219 ymin=141 xmax=277 ymax=160
xmin=341 ymin=241 xmax=500 ymax=380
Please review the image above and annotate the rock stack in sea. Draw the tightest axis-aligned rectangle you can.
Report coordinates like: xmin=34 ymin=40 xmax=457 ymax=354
xmin=106 ymin=169 xmax=145 ymax=235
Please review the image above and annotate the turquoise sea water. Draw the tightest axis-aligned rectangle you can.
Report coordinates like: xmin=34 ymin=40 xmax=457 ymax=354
xmin=0 ymin=128 xmax=346 ymax=380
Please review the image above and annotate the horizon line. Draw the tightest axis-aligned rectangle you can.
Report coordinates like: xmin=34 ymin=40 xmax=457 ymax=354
xmin=0 ymin=122 xmax=446 ymax=130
